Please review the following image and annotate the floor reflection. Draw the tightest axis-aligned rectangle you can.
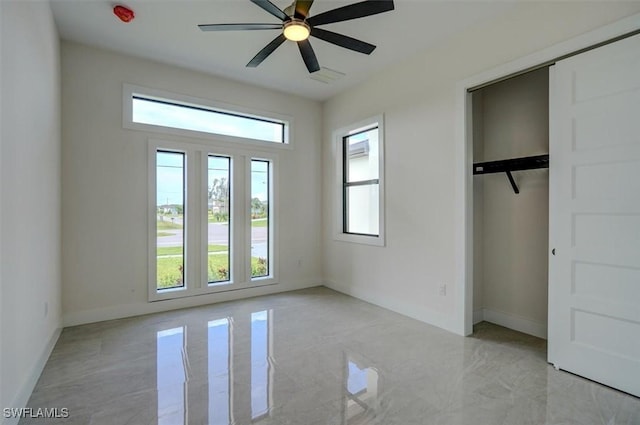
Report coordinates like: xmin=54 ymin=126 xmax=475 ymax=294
xmin=343 ymin=354 xmax=380 ymax=424
xmin=251 ymin=310 xmax=273 ymax=420
xmin=208 ymin=318 xmax=232 ymax=425
xmin=156 ymin=327 xmax=187 ymax=425
xmin=155 ymin=310 xmax=274 ymax=425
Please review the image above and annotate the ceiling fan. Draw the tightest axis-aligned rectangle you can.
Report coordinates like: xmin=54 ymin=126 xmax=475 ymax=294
xmin=198 ymin=0 xmax=395 ymax=73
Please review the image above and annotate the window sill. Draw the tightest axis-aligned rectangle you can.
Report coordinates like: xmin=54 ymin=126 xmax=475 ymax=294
xmin=334 ymin=232 xmax=385 ymax=247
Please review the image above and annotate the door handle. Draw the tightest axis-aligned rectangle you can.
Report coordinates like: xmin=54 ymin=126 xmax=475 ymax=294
xmin=552 ymin=248 xmax=556 ymax=256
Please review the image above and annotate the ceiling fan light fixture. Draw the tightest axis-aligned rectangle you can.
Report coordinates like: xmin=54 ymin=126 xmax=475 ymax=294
xmin=283 ymin=20 xmax=310 ymax=41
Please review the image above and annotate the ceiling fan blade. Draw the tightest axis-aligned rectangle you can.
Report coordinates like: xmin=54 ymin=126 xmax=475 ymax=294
xmin=307 ymin=0 xmax=394 ymax=26
xmin=294 ymin=0 xmax=314 ymax=19
xmin=199 ymin=23 xmax=283 ymax=31
xmin=297 ymin=39 xmax=320 ymax=73
xmin=250 ymin=0 xmax=288 ymax=22
xmin=247 ymin=34 xmax=287 ymax=68
xmin=311 ymin=27 xmax=375 ymax=54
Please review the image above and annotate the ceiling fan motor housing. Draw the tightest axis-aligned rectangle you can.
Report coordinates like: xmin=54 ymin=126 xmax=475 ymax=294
xmin=283 ymin=19 xmax=311 ymax=41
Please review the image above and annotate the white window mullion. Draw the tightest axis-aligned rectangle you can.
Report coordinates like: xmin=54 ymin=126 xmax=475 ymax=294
xmin=148 ymin=144 xmax=159 ymax=301
xmin=245 ymin=157 xmax=254 ymax=282
xmin=200 ymin=152 xmax=209 ymax=289
xmin=186 ymin=148 xmax=201 ymax=290
xmin=268 ymin=159 xmax=278 ymax=282
xmin=234 ymin=155 xmax=248 ymax=285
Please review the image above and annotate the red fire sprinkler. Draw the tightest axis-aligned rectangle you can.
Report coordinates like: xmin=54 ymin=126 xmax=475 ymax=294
xmin=113 ymin=5 xmax=135 ymax=23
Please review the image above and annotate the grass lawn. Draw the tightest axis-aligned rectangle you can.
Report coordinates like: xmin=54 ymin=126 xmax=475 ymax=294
xmin=208 ymin=217 xmax=229 ymax=224
xmin=156 ymin=256 xmax=184 ymax=289
xmin=157 ymin=245 xmax=227 ymax=256
xmin=157 ymin=232 xmax=174 ymax=237
xmin=251 ymin=218 xmax=268 ymax=228
xmin=156 ymin=254 xmax=268 ymax=288
xmin=157 ymin=220 xmax=183 ymax=230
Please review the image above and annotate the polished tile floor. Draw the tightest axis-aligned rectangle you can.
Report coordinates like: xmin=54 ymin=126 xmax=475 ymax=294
xmin=23 ymin=287 xmax=640 ymax=424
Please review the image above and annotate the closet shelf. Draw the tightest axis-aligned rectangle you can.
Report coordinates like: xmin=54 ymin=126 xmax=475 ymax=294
xmin=473 ymin=154 xmax=549 ymax=194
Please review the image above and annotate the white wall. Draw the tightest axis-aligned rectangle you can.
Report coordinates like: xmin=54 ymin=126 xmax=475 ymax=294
xmin=61 ymin=42 xmax=323 ymax=326
xmin=0 ymin=1 xmax=62 ymax=421
xmin=322 ymin=2 xmax=640 ymax=333
xmin=473 ymin=69 xmax=549 ymax=338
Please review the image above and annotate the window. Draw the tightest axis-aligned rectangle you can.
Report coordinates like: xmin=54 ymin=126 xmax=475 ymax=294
xmin=149 ymin=140 xmax=277 ymax=301
xmin=124 ymin=85 xmax=290 ymax=146
xmin=207 ymin=156 xmax=231 ymax=285
xmin=334 ymin=115 xmax=385 ymax=246
xmin=251 ymin=160 xmax=271 ymax=279
xmin=156 ymin=151 xmax=186 ymax=290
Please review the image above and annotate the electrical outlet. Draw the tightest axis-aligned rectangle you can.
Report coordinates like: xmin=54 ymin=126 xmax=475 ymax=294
xmin=439 ymin=284 xmax=447 ymax=296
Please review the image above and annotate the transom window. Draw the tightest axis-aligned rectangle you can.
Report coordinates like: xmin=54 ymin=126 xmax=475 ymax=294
xmin=124 ymin=84 xmax=290 ymax=146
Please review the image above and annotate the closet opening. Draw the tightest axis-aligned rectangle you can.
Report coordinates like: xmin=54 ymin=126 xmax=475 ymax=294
xmin=471 ymin=67 xmax=550 ymax=340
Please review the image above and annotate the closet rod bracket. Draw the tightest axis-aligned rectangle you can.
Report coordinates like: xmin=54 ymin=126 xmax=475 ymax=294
xmin=505 ymin=171 xmax=519 ymax=194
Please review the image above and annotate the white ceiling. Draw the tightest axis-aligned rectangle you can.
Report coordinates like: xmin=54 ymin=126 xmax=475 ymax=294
xmin=51 ymin=0 xmax=514 ymax=101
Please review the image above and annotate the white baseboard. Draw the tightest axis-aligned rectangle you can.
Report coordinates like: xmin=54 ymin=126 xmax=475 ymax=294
xmin=324 ymin=279 xmax=457 ymax=334
xmin=63 ymin=279 xmax=322 ymax=327
xmin=479 ymin=308 xmax=547 ymax=339
xmin=3 ymin=327 xmax=62 ymax=425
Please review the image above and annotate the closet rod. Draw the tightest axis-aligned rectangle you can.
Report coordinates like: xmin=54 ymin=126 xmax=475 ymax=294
xmin=473 ymin=154 xmax=549 ymax=194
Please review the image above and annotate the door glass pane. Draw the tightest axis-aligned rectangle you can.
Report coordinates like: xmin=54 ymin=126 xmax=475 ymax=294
xmin=156 ymin=151 xmax=185 ymax=290
xmin=345 ymin=184 xmax=379 ymax=236
xmin=208 ymin=156 xmax=231 ymax=285
xmin=345 ymin=127 xmax=379 ymax=183
xmin=251 ymin=160 xmax=269 ymax=279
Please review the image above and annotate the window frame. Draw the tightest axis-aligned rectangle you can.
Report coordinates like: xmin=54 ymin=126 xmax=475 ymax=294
xmin=124 ymin=84 xmax=293 ymax=149
xmin=148 ymin=139 xmax=279 ymax=302
xmin=333 ymin=115 xmax=386 ymax=247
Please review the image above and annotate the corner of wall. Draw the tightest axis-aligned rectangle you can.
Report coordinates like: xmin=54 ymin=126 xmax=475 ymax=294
xmin=3 ymin=328 xmax=62 ymax=425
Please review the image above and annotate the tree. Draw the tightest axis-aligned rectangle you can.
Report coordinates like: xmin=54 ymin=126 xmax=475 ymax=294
xmin=208 ymin=178 xmax=229 ymax=221
xmin=251 ymin=197 xmax=266 ymax=218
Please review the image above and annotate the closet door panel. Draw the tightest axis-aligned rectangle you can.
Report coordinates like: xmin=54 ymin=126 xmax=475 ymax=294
xmin=548 ymin=33 xmax=640 ymax=398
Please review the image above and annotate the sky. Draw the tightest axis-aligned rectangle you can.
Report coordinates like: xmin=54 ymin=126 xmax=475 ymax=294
xmin=133 ymin=97 xmax=284 ymax=143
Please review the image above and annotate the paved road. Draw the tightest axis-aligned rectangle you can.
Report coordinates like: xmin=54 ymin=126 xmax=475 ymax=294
xmin=158 ymin=221 xmax=268 ymax=258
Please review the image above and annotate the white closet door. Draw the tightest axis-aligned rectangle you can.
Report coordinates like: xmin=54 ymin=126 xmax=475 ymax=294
xmin=548 ymin=33 xmax=640 ymax=397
